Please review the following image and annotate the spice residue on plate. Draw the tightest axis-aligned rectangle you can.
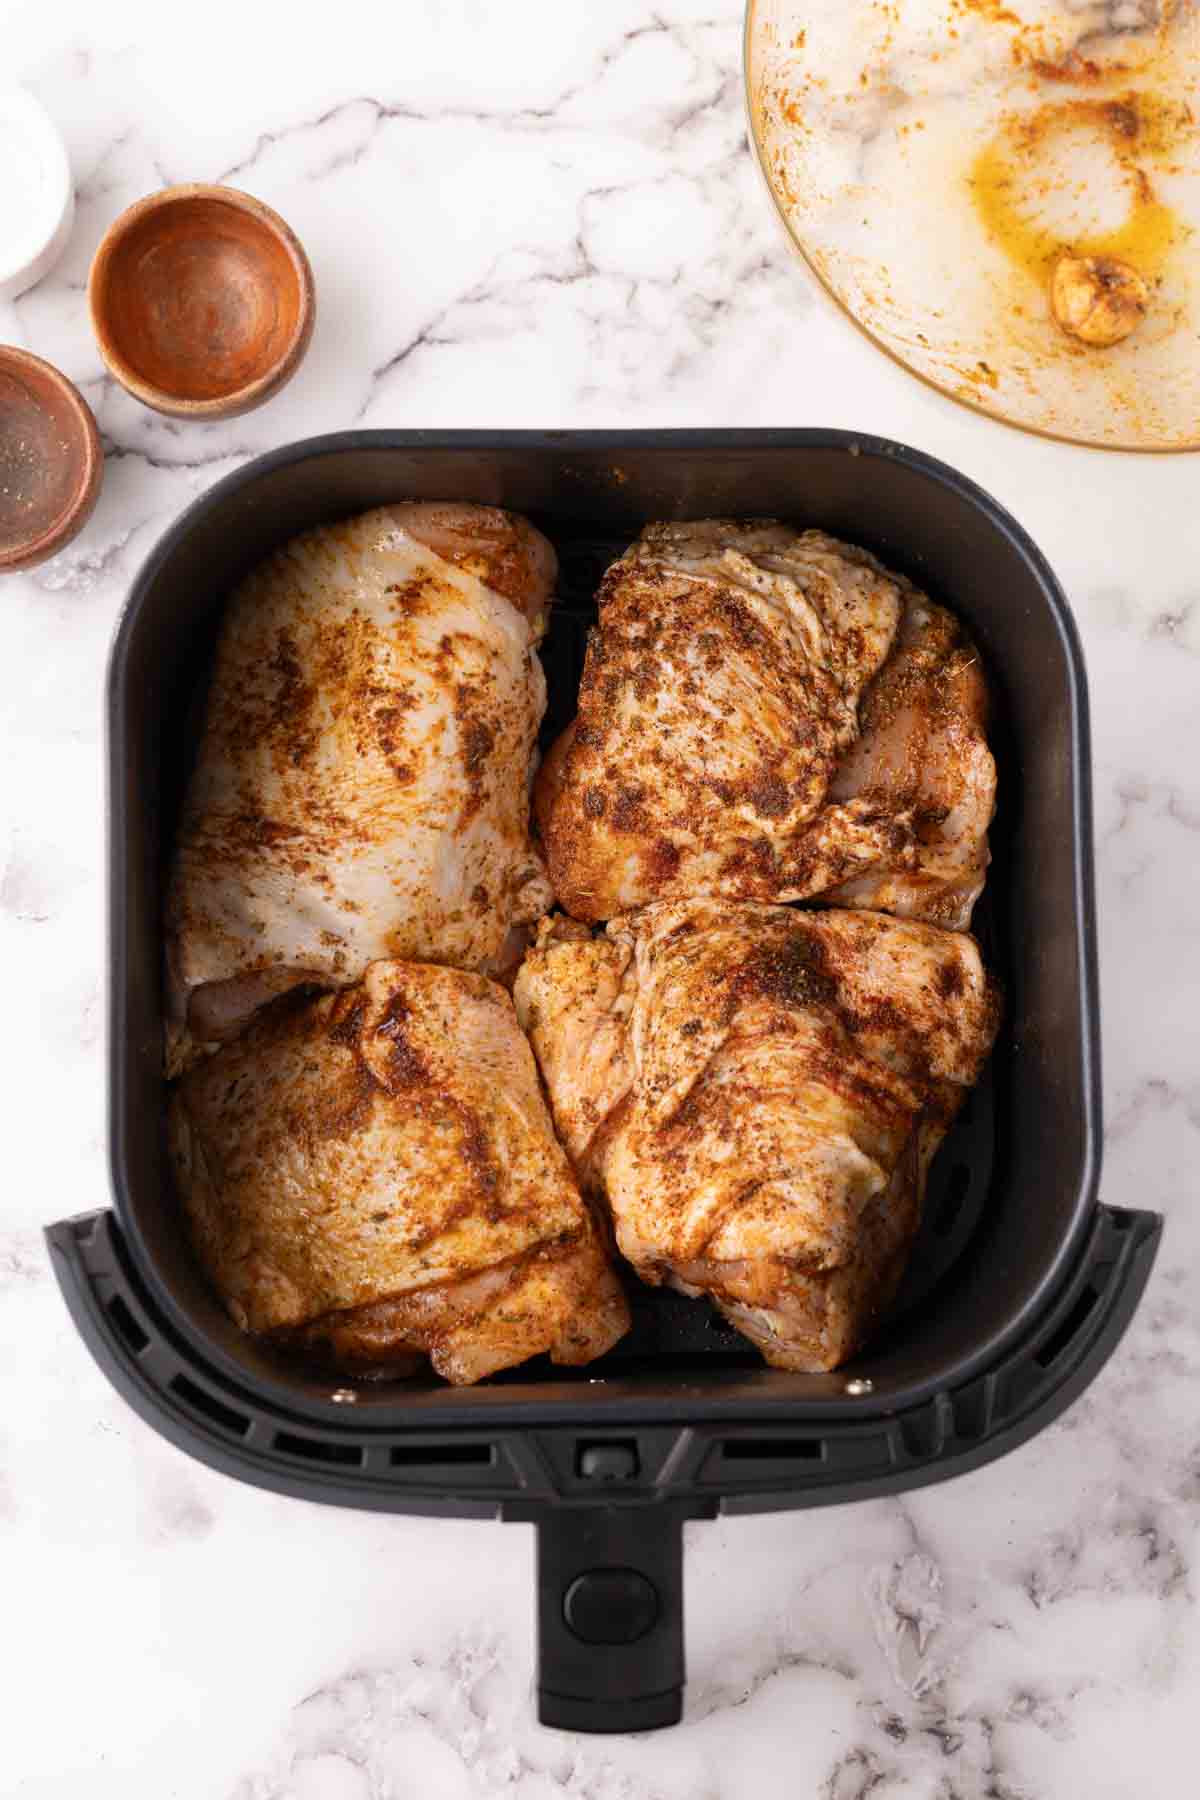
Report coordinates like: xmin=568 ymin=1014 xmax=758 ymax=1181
xmin=968 ymin=88 xmax=1190 ymax=314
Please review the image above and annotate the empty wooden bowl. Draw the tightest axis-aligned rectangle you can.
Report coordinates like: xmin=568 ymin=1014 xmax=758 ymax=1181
xmin=0 ymin=347 xmax=102 ymax=574
xmin=88 ymin=185 xmax=315 ymax=420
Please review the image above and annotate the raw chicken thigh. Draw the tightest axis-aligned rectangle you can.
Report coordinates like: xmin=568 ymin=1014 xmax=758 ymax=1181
xmin=536 ymin=520 xmax=995 ymax=931
xmin=516 ymin=900 xmax=999 ymax=1372
xmin=822 ymin=590 xmax=995 ymax=931
xmin=166 ymin=503 xmax=556 ymax=1069
xmin=536 ymin=521 xmax=907 ymax=921
xmin=169 ymin=959 xmax=630 ymax=1384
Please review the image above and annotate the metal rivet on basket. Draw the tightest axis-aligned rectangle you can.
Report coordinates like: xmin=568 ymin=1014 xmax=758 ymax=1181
xmin=330 ymin=1387 xmax=358 ymax=1404
xmin=844 ymin=1378 xmax=874 ymax=1396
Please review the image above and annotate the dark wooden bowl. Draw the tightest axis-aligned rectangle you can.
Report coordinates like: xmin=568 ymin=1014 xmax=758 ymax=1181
xmin=0 ymin=347 xmax=103 ymax=574
xmin=88 ymin=185 xmax=315 ymax=420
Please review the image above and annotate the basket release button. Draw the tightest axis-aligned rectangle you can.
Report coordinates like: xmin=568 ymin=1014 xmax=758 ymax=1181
xmin=576 ymin=1440 xmax=639 ymax=1481
xmin=563 ymin=1568 xmax=659 ymax=1645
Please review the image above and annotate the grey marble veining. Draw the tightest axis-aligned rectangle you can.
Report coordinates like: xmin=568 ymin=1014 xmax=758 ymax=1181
xmin=2 ymin=3 xmax=1198 ymax=1795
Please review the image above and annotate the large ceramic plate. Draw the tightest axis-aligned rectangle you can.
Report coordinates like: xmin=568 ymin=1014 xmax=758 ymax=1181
xmin=746 ymin=0 xmax=1200 ymax=449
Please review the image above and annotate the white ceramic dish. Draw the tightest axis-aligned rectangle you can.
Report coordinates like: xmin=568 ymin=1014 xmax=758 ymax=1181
xmin=0 ymin=89 xmax=74 ymax=302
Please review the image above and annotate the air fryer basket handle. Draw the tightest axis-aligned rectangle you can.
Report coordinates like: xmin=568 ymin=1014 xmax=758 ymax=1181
xmin=532 ymin=1502 xmax=700 ymax=1733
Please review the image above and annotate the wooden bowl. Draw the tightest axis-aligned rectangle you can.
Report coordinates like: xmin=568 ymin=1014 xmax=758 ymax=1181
xmin=0 ymin=347 xmax=103 ymax=574
xmin=88 ymin=185 xmax=315 ymax=420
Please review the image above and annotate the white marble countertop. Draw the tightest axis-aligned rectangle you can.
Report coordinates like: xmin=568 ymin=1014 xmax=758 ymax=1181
xmin=3 ymin=3 xmax=1198 ymax=1794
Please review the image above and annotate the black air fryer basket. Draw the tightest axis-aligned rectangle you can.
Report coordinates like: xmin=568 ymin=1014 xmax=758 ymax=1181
xmin=47 ymin=431 xmax=1161 ymax=1733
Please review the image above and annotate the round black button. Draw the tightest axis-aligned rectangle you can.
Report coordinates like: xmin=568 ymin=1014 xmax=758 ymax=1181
xmin=563 ymin=1568 xmax=659 ymax=1645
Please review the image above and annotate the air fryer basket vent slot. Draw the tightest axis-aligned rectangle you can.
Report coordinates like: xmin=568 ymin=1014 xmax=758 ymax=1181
xmin=170 ymin=1373 xmax=251 ymax=1438
xmin=390 ymin=1441 xmax=493 ymax=1468
xmin=950 ymin=1378 xmax=994 ymax=1441
xmin=721 ymin=1437 xmax=825 ymax=1463
xmin=1035 ymin=1282 xmax=1103 ymax=1369
xmin=106 ymin=1293 xmax=149 ymax=1355
xmin=275 ymin=1431 xmax=364 ymax=1467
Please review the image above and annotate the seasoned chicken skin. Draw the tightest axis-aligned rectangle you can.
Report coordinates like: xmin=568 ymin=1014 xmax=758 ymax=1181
xmin=822 ymin=591 xmax=995 ymax=931
xmin=537 ymin=523 xmax=994 ymax=931
xmin=166 ymin=504 xmax=556 ymax=1067
xmin=536 ymin=522 xmax=908 ymax=921
xmin=168 ymin=960 xmax=630 ymax=1384
xmin=515 ymin=902 xmax=999 ymax=1372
